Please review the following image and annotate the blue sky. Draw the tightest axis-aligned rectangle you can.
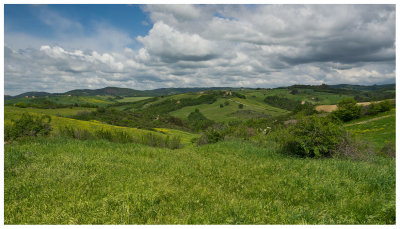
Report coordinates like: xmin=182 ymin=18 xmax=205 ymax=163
xmin=4 ymin=4 xmax=396 ymax=95
xmin=5 ymin=4 xmax=151 ymax=50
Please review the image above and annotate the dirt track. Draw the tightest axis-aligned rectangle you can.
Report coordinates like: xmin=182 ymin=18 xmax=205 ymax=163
xmin=344 ymin=115 xmax=393 ymax=127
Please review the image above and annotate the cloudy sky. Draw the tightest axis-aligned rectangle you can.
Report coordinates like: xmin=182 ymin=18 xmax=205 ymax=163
xmin=4 ymin=4 xmax=396 ymax=95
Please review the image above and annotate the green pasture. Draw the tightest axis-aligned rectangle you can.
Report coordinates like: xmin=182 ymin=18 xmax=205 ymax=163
xmin=4 ymin=138 xmax=395 ymax=224
xmin=4 ymin=106 xmax=197 ymax=145
xmin=170 ymin=97 xmax=288 ymax=122
xmin=345 ymin=109 xmax=396 ymax=150
xmin=116 ymin=97 xmax=152 ymax=103
xmin=241 ymin=89 xmax=352 ymax=105
xmin=5 ymin=95 xmax=114 ymax=107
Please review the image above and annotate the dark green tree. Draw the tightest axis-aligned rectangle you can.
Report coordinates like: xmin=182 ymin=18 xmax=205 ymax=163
xmin=333 ymin=98 xmax=361 ymax=121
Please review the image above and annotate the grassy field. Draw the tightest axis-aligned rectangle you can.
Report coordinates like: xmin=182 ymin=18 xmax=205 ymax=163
xmin=4 ymin=138 xmax=395 ymax=224
xmin=345 ymin=109 xmax=396 ymax=150
xmin=170 ymin=97 xmax=288 ymax=122
xmin=4 ymin=106 xmax=96 ymax=117
xmin=168 ymin=88 xmax=355 ymax=122
xmin=4 ymin=88 xmax=396 ymax=225
xmin=241 ymin=89 xmax=352 ymax=105
xmin=4 ymin=106 xmax=197 ymax=145
xmin=5 ymin=95 xmax=114 ymax=107
xmin=116 ymin=97 xmax=152 ymax=103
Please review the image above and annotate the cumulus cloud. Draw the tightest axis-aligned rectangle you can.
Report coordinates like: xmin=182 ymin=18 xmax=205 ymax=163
xmin=137 ymin=21 xmax=218 ymax=63
xmin=4 ymin=4 xmax=396 ymax=95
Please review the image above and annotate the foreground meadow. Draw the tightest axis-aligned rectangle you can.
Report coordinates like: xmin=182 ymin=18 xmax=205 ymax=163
xmin=4 ymin=88 xmax=396 ymax=224
xmin=4 ymin=137 xmax=395 ymax=224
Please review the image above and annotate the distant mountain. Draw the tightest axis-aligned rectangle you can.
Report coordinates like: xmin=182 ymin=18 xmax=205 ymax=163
xmin=5 ymin=86 xmax=241 ymax=99
xmin=5 ymin=84 xmax=395 ymax=100
xmin=146 ymin=87 xmax=237 ymax=96
xmin=329 ymin=84 xmax=395 ymax=91
xmin=285 ymin=83 xmax=395 ymax=93
xmin=65 ymin=87 xmax=145 ymax=97
xmin=5 ymin=91 xmax=52 ymax=100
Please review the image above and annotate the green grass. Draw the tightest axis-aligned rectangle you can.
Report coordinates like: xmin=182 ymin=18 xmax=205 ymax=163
xmin=5 ymin=95 xmax=114 ymax=107
xmin=345 ymin=109 xmax=396 ymax=150
xmin=4 ymin=106 xmax=197 ymax=145
xmin=4 ymin=138 xmax=395 ymax=224
xmin=116 ymin=97 xmax=152 ymax=103
xmin=170 ymin=97 xmax=288 ymax=122
xmin=241 ymin=88 xmax=352 ymax=105
xmin=4 ymin=106 xmax=96 ymax=117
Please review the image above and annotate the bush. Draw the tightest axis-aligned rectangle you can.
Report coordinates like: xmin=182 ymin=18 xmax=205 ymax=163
xmin=334 ymin=132 xmax=375 ymax=161
xmin=140 ymin=133 xmax=181 ymax=149
xmin=264 ymin=96 xmax=301 ymax=111
xmin=197 ymin=127 xmax=225 ymax=145
xmin=58 ymin=126 xmax=94 ymax=140
xmin=220 ymin=104 xmax=224 ymax=108
xmin=364 ymin=102 xmax=381 ymax=115
xmin=57 ymin=126 xmax=181 ymax=149
xmin=5 ymin=113 xmax=52 ymax=141
xmin=225 ymin=124 xmax=256 ymax=140
xmin=333 ymin=98 xmax=361 ymax=122
xmin=282 ymin=115 xmax=344 ymax=158
xmin=187 ymin=109 xmax=214 ymax=131
xmin=238 ymin=104 xmax=244 ymax=109
xmin=378 ymin=100 xmax=393 ymax=112
xmin=224 ymin=101 xmax=230 ymax=106
xmin=292 ymin=102 xmax=315 ymax=115
xmin=14 ymin=102 xmax=28 ymax=108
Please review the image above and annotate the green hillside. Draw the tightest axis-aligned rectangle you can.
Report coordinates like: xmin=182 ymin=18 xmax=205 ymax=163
xmin=4 ymin=106 xmax=197 ymax=145
xmin=170 ymin=97 xmax=288 ymax=122
xmin=345 ymin=109 xmax=395 ymax=150
xmin=4 ymin=85 xmax=396 ymax=224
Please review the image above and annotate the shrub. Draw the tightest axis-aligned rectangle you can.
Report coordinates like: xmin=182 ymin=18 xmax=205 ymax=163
xmin=58 ymin=126 xmax=94 ymax=140
xmin=58 ymin=126 xmax=181 ymax=149
xmin=5 ymin=113 xmax=52 ymax=141
xmin=264 ymin=96 xmax=301 ymax=111
xmin=14 ymin=102 xmax=28 ymax=108
xmin=225 ymin=124 xmax=256 ymax=140
xmin=333 ymin=98 xmax=361 ymax=122
xmin=197 ymin=127 xmax=224 ymax=145
xmin=224 ymin=101 xmax=230 ymax=106
xmin=139 ymin=133 xmax=181 ymax=149
xmin=378 ymin=100 xmax=393 ymax=112
xmin=238 ymin=104 xmax=244 ymax=109
xmin=187 ymin=109 xmax=214 ymax=131
xmin=292 ymin=102 xmax=315 ymax=115
xmin=364 ymin=102 xmax=381 ymax=115
xmin=220 ymin=104 xmax=224 ymax=108
xmin=282 ymin=115 xmax=344 ymax=158
xmin=334 ymin=132 xmax=375 ymax=161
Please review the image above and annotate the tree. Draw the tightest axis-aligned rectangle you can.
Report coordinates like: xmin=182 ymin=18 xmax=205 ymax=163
xmin=333 ymin=98 xmax=361 ymax=121
xmin=283 ymin=115 xmax=344 ymax=158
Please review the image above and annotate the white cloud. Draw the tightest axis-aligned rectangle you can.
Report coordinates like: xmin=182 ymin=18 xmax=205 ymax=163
xmin=4 ymin=5 xmax=396 ymax=95
xmin=137 ymin=21 xmax=217 ymax=62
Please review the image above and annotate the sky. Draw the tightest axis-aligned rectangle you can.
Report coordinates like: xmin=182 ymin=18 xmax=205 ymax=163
xmin=4 ymin=4 xmax=396 ymax=95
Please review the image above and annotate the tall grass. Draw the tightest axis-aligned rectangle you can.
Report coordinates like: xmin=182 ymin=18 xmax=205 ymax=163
xmin=4 ymin=138 xmax=395 ymax=224
xmin=57 ymin=126 xmax=181 ymax=149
